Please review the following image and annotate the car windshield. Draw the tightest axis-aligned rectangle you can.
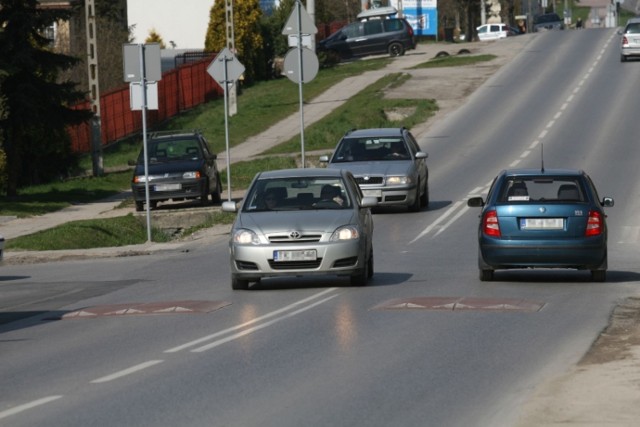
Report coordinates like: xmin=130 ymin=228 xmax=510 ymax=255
xmin=142 ymin=139 xmax=202 ymax=163
xmin=498 ymin=177 xmax=585 ymax=203
xmin=625 ymin=22 xmax=640 ymax=34
xmin=332 ymin=137 xmax=410 ymax=162
xmin=243 ymin=177 xmax=351 ymax=211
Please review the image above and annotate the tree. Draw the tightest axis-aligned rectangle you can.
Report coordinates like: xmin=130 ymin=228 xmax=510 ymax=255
xmin=204 ymin=0 xmax=265 ymax=84
xmin=146 ymin=28 xmax=167 ymax=49
xmin=0 ymin=0 xmax=92 ymax=197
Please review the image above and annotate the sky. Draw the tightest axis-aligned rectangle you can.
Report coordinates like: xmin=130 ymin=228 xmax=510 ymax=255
xmin=128 ymin=0 xmax=213 ymax=49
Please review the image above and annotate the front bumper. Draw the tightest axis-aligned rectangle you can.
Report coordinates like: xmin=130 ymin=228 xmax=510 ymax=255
xmin=230 ymin=239 xmax=365 ymax=281
xmin=360 ymin=185 xmax=418 ymax=207
xmin=131 ymin=178 xmax=207 ymax=202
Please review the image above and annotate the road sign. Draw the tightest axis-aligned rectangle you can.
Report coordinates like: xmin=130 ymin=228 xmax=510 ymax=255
xmin=123 ymin=43 xmax=162 ymax=82
xmin=207 ymin=48 xmax=245 ymax=84
xmin=283 ymin=47 xmax=319 ymax=84
xmin=282 ymin=2 xmax=317 ymax=35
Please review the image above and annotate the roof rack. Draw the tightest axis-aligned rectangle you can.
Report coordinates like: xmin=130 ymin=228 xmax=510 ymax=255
xmin=147 ymin=129 xmax=202 ymax=139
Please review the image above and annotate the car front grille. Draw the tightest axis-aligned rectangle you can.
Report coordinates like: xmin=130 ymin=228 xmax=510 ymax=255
xmin=268 ymin=233 xmax=322 ymax=243
xmin=355 ymin=176 xmax=384 ymax=185
xmin=268 ymin=259 xmax=323 ymax=270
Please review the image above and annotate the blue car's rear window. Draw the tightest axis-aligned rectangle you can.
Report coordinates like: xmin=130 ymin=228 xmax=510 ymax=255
xmin=499 ymin=177 xmax=584 ymax=203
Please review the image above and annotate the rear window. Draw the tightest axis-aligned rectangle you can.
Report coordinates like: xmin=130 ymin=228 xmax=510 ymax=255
xmin=535 ymin=14 xmax=561 ymax=24
xmin=498 ymin=177 xmax=585 ymax=203
xmin=383 ymin=19 xmax=404 ymax=32
xmin=625 ymin=23 xmax=640 ymax=34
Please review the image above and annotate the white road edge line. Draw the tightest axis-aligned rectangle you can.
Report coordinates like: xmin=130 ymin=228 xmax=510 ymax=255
xmin=0 ymin=395 xmax=63 ymax=420
xmin=164 ymin=288 xmax=339 ymax=353
xmin=409 ymin=201 xmax=463 ymax=244
xmin=91 ymin=360 xmax=164 ymax=384
xmin=191 ymin=294 xmax=339 ymax=353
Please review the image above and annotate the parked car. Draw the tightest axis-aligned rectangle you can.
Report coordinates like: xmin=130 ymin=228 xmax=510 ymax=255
xmin=619 ymin=17 xmax=640 ymax=62
xmin=222 ymin=168 xmax=377 ymax=290
xmin=476 ymin=23 xmax=509 ymax=41
xmin=467 ymin=168 xmax=614 ymax=282
xmin=320 ymin=127 xmax=429 ymax=212
xmin=131 ymin=130 xmax=222 ymax=211
xmin=532 ymin=13 xmax=565 ymax=32
xmin=317 ymin=13 xmax=416 ymax=60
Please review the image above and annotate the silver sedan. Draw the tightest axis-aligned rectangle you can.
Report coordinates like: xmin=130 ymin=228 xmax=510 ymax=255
xmin=222 ymin=168 xmax=377 ymax=290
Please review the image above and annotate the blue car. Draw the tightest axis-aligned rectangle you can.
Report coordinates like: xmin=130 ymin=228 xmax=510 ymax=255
xmin=467 ymin=169 xmax=614 ymax=282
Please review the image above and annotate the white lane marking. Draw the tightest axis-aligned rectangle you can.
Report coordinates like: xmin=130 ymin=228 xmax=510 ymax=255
xmin=191 ymin=294 xmax=339 ymax=353
xmin=538 ymin=129 xmax=548 ymax=139
xmin=0 ymin=396 xmax=63 ymax=420
xmin=434 ymin=205 xmax=471 ymax=237
xmin=409 ymin=201 xmax=463 ymax=244
xmin=91 ymin=360 xmax=164 ymax=384
xmin=164 ymin=288 xmax=339 ymax=353
xmin=509 ymin=159 xmax=521 ymax=168
xmin=520 ymin=150 xmax=530 ymax=158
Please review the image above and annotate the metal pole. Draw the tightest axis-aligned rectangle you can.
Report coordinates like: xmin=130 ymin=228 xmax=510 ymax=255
xmin=223 ymin=57 xmax=232 ymax=201
xmin=297 ymin=1 xmax=306 ymax=168
xmin=139 ymin=44 xmax=152 ymax=243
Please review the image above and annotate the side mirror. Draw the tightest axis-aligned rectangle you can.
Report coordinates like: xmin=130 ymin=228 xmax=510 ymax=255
xmin=467 ymin=197 xmax=485 ymax=207
xmin=222 ymin=200 xmax=238 ymax=212
xmin=319 ymin=154 xmax=330 ymax=163
xmin=360 ymin=196 xmax=378 ymax=208
xmin=415 ymin=151 xmax=428 ymax=159
xmin=602 ymin=197 xmax=614 ymax=207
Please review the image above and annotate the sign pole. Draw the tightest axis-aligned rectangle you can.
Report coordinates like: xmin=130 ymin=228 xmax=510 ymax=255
xmin=222 ymin=57 xmax=232 ymax=201
xmin=139 ymin=44 xmax=152 ymax=243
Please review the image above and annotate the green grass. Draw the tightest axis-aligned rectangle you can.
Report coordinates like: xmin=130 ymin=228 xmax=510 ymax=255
xmin=2 ymin=50 xmax=494 ymax=251
xmin=5 ymin=214 xmax=171 ymax=251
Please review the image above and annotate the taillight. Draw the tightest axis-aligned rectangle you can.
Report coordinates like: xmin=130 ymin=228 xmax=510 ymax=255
xmin=585 ymin=210 xmax=603 ymax=237
xmin=407 ymin=25 xmax=414 ymax=37
xmin=622 ymin=35 xmax=629 ymax=45
xmin=482 ymin=209 xmax=501 ymax=237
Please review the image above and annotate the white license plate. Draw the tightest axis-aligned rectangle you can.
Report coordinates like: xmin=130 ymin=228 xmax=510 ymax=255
xmin=362 ymin=189 xmax=381 ymax=197
xmin=273 ymin=249 xmax=317 ymax=262
xmin=155 ymin=183 xmax=181 ymax=191
xmin=521 ymin=218 xmax=564 ymax=230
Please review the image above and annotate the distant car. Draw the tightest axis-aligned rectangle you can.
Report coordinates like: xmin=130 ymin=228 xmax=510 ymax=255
xmin=532 ymin=13 xmax=565 ymax=32
xmin=131 ymin=130 xmax=222 ymax=211
xmin=320 ymin=127 xmax=429 ymax=212
xmin=222 ymin=168 xmax=377 ymax=290
xmin=619 ymin=17 xmax=640 ymax=62
xmin=476 ymin=23 xmax=509 ymax=41
xmin=467 ymin=168 xmax=614 ymax=282
xmin=317 ymin=12 xmax=416 ymax=60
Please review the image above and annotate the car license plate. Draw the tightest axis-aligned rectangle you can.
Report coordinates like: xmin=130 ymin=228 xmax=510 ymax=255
xmin=273 ymin=249 xmax=317 ymax=262
xmin=521 ymin=218 xmax=564 ymax=230
xmin=155 ymin=183 xmax=181 ymax=191
xmin=362 ymin=189 xmax=381 ymax=197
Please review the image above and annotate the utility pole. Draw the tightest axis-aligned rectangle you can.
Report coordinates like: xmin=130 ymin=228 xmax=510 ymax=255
xmin=225 ymin=0 xmax=238 ymax=116
xmin=85 ymin=0 xmax=103 ymax=176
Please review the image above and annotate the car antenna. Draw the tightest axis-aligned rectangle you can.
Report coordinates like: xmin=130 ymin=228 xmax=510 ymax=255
xmin=540 ymin=144 xmax=545 ymax=173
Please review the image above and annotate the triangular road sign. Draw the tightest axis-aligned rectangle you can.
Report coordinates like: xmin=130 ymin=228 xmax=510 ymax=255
xmin=282 ymin=2 xmax=317 ymax=35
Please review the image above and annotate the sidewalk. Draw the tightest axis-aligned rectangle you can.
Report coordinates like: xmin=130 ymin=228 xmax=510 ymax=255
xmin=0 ymin=38 xmax=525 ymax=263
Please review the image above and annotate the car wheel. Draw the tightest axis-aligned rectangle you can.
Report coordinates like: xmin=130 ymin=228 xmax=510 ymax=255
xmin=479 ymin=269 xmax=494 ymax=281
xmin=211 ymin=176 xmax=222 ymax=204
xmin=591 ymin=270 xmax=606 ymax=282
xmin=420 ymin=180 xmax=429 ymax=208
xmin=409 ymin=182 xmax=421 ymax=212
xmin=201 ymin=183 xmax=209 ymax=206
xmin=388 ymin=42 xmax=404 ymax=57
xmin=351 ymin=252 xmax=370 ymax=286
xmin=231 ymin=275 xmax=250 ymax=290
xmin=135 ymin=201 xmax=144 ymax=212
xmin=367 ymin=247 xmax=374 ymax=279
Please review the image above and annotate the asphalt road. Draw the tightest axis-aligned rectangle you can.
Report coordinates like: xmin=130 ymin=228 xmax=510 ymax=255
xmin=1 ymin=29 xmax=640 ymax=426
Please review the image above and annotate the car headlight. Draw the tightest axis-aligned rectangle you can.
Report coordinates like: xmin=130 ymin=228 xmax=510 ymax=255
xmin=232 ymin=229 xmax=260 ymax=245
xmin=386 ymin=175 xmax=412 ymax=185
xmin=183 ymin=171 xmax=201 ymax=179
xmin=133 ymin=175 xmax=147 ymax=183
xmin=330 ymin=225 xmax=360 ymax=241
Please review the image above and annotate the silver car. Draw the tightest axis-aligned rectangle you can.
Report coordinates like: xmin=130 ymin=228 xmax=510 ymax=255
xmin=320 ymin=127 xmax=429 ymax=212
xmin=222 ymin=168 xmax=377 ymax=290
xmin=619 ymin=17 xmax=640 ymax=62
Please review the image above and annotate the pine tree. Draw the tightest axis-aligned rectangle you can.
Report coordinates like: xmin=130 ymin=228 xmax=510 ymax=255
xmin=0 ymin=0 xmax=91 ymax=196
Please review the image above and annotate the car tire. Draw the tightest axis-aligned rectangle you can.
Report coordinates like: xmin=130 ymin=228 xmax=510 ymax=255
xmin=420 ymin=180 xmax=429 ymax=208
xmin=135 ymin=201 xmax=144 ymax=212
xmin=591 ymin=270 xmax=606 ymax=282
xmin=479 ymin=269 xmax=494 ymax=281
xmin=388 ymin=42 xmax=404 ymax=57
xmin=211 ymin=176 xmax=222 ymax=204
xmin=231 ymin=275 xmax=250 ymax=290
xmin=409 ymin=182 xmax=421 ymax=212
xmin=200 ymin=184 xmax=210 ymax=206
xmin=351 ymin=251 xmax=370 ymax=286
xmin=367 ymin=247 xmax=374 ymax=279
